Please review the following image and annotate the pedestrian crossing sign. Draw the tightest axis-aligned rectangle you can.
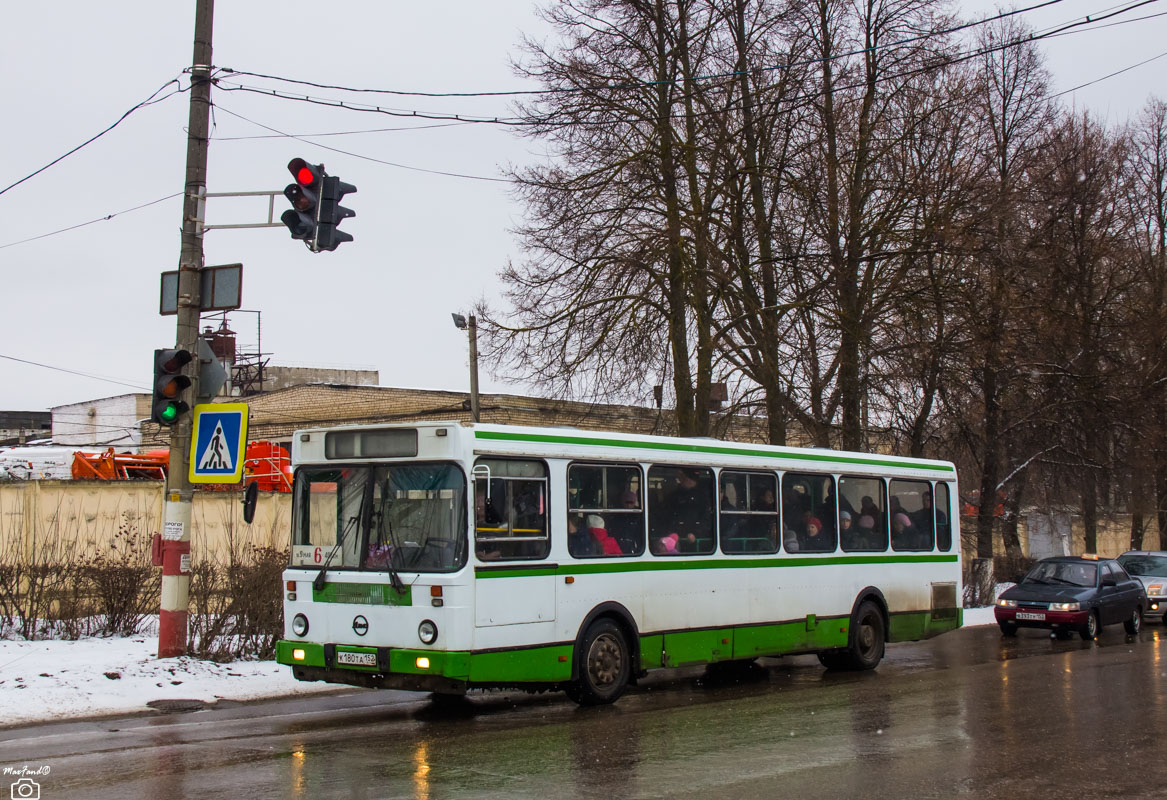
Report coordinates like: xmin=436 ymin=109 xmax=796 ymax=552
xmin=189 ymin=403 xmax=249 ymax=484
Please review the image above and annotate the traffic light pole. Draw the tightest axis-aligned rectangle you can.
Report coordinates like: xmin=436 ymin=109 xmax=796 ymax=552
xmin=159 ymin=0 xmax=214 ymax=659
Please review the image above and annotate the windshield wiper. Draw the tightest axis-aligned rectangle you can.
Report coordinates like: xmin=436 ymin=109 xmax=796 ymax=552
xmin=313 ymin=513 xmax=360 ymax=592
xmin=1026 ymin=577 xmax=1050 ymax=584
xmin=376 ymin=495 xmax=406 ymax=594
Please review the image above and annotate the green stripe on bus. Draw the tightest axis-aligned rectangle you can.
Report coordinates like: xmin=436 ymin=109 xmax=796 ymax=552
xmin=475 ymin=553 xmax=959 ymax=579
xmin=313 ymin=582 xmax=413 ymax=605
xmin=474 ymin=429 xmax=955 ymax=473
xmin=277 ymin=608 xmax=962 ymax=683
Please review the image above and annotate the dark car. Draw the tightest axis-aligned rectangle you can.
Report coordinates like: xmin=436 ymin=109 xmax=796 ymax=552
xmin=994 ymin=556 xmax=1146 ymax=640
xmin=1116 ymin=551 xmax=1167 ymax=624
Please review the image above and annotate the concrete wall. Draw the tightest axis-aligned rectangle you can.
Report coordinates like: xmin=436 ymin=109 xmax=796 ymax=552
xmin=0 ymin=481 xmax=291 ymax=563
xmin=260 ymin=367 xmax=379 ymax=392
xmin=960 ymin=512 xmax=1147 ymax=564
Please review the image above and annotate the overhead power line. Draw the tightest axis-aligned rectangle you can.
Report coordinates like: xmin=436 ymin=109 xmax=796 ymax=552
xmin=219 ymin=0 xmax=1070 ymax=99
xmin=211 ymin=105 xmax=510 ymax=182
xmin=0 ymin=354 xmax=146 ymax=392
xmin=0 ymin=192 xmax=182 ymax=251
xmin=0 ymin=78 xmax=185 ymax=198
xmin=212 ymin=1 xmax=1163 ymax=132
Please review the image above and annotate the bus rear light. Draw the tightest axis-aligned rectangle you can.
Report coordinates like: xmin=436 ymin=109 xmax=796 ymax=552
xmin=293 ymin=648 xmax=306 ymax=661
xmin=416 ymin=657 xmax=431 ymax=669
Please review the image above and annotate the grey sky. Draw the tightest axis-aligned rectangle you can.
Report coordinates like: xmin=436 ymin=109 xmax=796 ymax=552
xmin=1 ymin=1 xmax=1163 ymax=413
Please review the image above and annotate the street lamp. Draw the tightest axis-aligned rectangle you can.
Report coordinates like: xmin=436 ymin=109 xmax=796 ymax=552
xmin=451 ymin=313 xmax=480 ymax=423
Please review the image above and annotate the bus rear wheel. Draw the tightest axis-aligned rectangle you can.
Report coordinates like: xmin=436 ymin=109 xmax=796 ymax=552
xmin=819 ymin=600 xmax=885 ymax=671
xmin=565 ymin=619 xmax=630 ymax=706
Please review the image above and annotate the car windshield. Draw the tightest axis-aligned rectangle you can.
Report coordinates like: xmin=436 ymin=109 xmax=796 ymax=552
xmin=1117 ymin=554 xmax=1167 ymax=578
xmin=1024 ymin=561 xmax=1097 ymax=587
xmin=292 ymin=463 xmax=467 ymax=573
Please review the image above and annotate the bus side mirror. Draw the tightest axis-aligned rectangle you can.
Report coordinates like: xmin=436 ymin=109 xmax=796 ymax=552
xmin=242 ymin=481 xmax=259 ymax=524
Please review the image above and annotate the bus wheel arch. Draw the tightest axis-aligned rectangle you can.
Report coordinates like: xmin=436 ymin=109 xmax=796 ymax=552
xmin=851 ymin=587 xmax=889 ymax=642
xmin=565 ymin=603 xmax=639 ymax=705
xmin=819 ymin=588 xmax=889 ymax=671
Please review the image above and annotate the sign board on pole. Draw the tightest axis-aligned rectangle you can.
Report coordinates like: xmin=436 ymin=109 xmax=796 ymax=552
xmin=160 ymin=263 xmax=242 ymax=315
xmin=189 ymin=403 xmax=249 ymax=484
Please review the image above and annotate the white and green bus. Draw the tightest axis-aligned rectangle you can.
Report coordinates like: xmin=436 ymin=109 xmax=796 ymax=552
xmin=275 ymin=422 xmax=961 ymax=705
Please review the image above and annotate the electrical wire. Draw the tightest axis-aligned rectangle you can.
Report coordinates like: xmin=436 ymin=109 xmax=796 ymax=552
xmin=208 ymin=120 xmax=476 ymax=141
xmin=213 ymin=2 xmax=1162 ymax=133
xmin=1049 ymin=47 xmax=1167 ymax=98
xmin=0 ymin=192 xmax=182 ymax=251
xmin=211 ymin=105 xmax=510 ymax=183
xmin=0 ymin=78 xmax=185 ymax=198
xmin=0 ymin=354 xmax=146 ymax=392
xmin=218 ymin=0 xmax=1070 ymax=99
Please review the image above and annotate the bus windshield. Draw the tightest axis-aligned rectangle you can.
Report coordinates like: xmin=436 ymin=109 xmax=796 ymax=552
xmin=292 ymin=463 xmax=467 ymax=573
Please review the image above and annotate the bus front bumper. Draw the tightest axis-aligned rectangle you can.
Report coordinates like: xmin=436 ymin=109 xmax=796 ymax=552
xmin=276 ymin=640 xmax=471 ymax=694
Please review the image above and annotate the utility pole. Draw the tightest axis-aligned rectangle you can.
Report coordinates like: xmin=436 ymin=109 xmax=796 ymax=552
xmin=159 ymin=0 xmax=213 ymax=659
xmin=468 ymin=315 xmax=481 ymax=423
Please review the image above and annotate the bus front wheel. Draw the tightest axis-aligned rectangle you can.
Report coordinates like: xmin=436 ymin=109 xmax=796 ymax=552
xmin=565 ymin=619 xmax=631 ymax=706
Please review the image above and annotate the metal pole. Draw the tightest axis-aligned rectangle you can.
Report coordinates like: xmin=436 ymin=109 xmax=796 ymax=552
xmin=159 ymin=0 xmax=213 ymax=659
xmin=468 ymin=315 xmax=481 ymax=423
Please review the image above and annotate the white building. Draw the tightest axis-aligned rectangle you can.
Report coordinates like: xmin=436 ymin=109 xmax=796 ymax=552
xmin=51 ymin=394 xmax=153 ymax=452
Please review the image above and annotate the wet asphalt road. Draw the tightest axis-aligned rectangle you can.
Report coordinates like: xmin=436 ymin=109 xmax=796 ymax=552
xmin=5 ymin=624 xmax=1167 ymax=799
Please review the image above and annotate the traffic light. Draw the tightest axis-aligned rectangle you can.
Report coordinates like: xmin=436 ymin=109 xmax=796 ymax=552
xmin=316 ymin=175 xmax=357 ymax=251
xmin=152 ymin=348 xmax=193 ymax=426
xmin=281 ymin=158 xmax=322 ymax=245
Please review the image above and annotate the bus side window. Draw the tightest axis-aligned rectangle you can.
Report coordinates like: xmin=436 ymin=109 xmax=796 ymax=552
xmin=474 ymin=458 xmax=549 ymax=561
xmin=720 ymin=471 xmax=779 ymax=554
xmin=935 ymin=483 xmax=952 ymax=551
xmin=567 ymin=463 xmax=644 ymax=558
xmin=838 ymin=475 xmax=887 ymax=552
xmin=781 ymin=472 xmax=836 ymax=553
xmin=648 ymin=465 xmax=715 ymax=556
xmin=890 ymin=479 xmax=932 ymax=551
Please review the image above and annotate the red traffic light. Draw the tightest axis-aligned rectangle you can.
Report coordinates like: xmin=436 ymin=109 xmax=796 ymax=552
xmin=288 ymin=158 xmax=321 ymax=189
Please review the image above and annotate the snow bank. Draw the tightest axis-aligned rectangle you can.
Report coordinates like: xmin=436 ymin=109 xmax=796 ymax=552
xmin=0 ymin=637 xmax=337 ymax=726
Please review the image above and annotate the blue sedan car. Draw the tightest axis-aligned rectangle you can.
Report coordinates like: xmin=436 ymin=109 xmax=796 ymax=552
xmin=994 ymin=556 xmax=1146 ymax=640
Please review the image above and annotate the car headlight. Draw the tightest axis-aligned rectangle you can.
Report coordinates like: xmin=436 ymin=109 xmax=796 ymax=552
xmin=1049 ymin=602 xmax=1080 ymax=611
xmin=418 ymin=619 xmax=438 ymax=645
xmin=292 ymin=613 xmax=309 ymax=637
xmin=997 ymin=598 xmax=1017 ymax=608
xmin=1149 ymin=584 xmax=1163 ymax=596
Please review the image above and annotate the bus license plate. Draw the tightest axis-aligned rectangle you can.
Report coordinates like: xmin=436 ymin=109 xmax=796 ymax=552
xmin=1017 ymin=611 xmax=1045 ymax=621
xmin=336 ymin=651 xmax=377 ymax=667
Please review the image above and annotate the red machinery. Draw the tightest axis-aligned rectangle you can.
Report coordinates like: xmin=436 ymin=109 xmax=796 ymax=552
xmin=71 ymin=442 xmax=291 ymax=492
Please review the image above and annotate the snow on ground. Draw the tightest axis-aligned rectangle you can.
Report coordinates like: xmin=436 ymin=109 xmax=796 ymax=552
xmin=0 ymin=636 xmax=338 ymax=727
xmin=1 ymin=601 xmax=1004 ymax=727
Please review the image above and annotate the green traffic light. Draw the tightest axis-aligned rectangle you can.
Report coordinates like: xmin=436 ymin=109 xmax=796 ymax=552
xmin=160 ymin=404 xmax=179 ymax=424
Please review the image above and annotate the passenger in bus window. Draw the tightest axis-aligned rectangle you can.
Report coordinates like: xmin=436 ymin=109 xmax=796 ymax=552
xmin=891 ymin=512 xmax=919 ymax=550
xmin=856 ymin=514 xmax=880 ymax=550
xmin=669 ymin=469 xmax=712 ymax=549
xmin=758 ymin=487 xmax=776 ymax=511
xmin=587 ymin=514 xmax=623 ymax=556
xmin=799 ymin=516 xmax=834 ymax=552
xmin=568 ymin=513 xmax=596 ymax=557
xmin=838 ymin=511 xmax=854 ymax=548
xmin=654 ymin=533 xmax=680 ymax=554
xmin=912 ymin=492 xmax=935 ymax=535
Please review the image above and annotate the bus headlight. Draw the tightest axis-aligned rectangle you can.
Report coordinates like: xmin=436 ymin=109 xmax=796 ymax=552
xmin=292 ymin=613 xmax=310 ymax=637
xmin=418 ymin=619 xmax=438 ymax=645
